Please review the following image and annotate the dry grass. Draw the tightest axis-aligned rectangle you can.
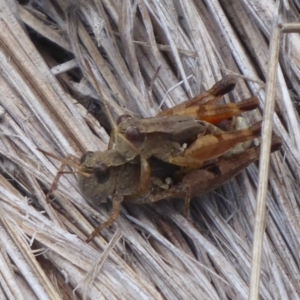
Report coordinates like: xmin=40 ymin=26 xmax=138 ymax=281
xmin=0 ymin=0 xmax=299 ymax=299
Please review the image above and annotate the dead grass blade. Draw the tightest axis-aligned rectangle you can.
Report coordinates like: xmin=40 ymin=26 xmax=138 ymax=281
xmin=0 ymin=0 xmax=299 ymax=299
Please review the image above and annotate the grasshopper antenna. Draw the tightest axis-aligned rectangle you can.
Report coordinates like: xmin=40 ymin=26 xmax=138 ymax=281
xmin=83 ymin=58 xmax=145 ymax=159
xmin=83 ymin=58 xmax=118 ymax=134
xmin=83 ymin=58 xmax=124 ymax=150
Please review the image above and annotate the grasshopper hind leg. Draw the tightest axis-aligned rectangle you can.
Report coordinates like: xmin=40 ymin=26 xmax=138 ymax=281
xmin=168 ymin=121 xmax=262 ymax=168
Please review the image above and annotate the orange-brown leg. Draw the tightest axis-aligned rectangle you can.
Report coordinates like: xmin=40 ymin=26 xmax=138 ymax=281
xmin=157 ymin=75 xmax=259 ymax=124
xmin=150 ymin=138 xmax=282 ymax=210
xmin=158 ymin=75 xmax=237 ymax=117
xmin=168 ymin=122 xmax=261 ymax=168
xmin=160 ymin=97 xmax=258 ymax=124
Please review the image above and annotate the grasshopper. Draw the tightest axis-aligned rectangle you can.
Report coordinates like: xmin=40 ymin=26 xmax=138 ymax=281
xmin=42 ymin=76 xmax=281 ymax=242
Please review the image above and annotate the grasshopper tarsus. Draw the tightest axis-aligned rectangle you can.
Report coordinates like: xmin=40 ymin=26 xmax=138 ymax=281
xmin=238 ymin=96 xmax=259 ymax=112
xmin=211 ymin=75 xmax=236 ymax=97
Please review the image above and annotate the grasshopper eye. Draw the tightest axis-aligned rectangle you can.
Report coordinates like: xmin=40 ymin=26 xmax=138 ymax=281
xmin=117 ymin=114 xmax=132 ymax=125
xmin=94 ymin=163 xmax=110 ymax=183
xmin=125 ymin=126 xmax=145 ymax=143
xmin=80 ymin=151 xmax=94 ymax=164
